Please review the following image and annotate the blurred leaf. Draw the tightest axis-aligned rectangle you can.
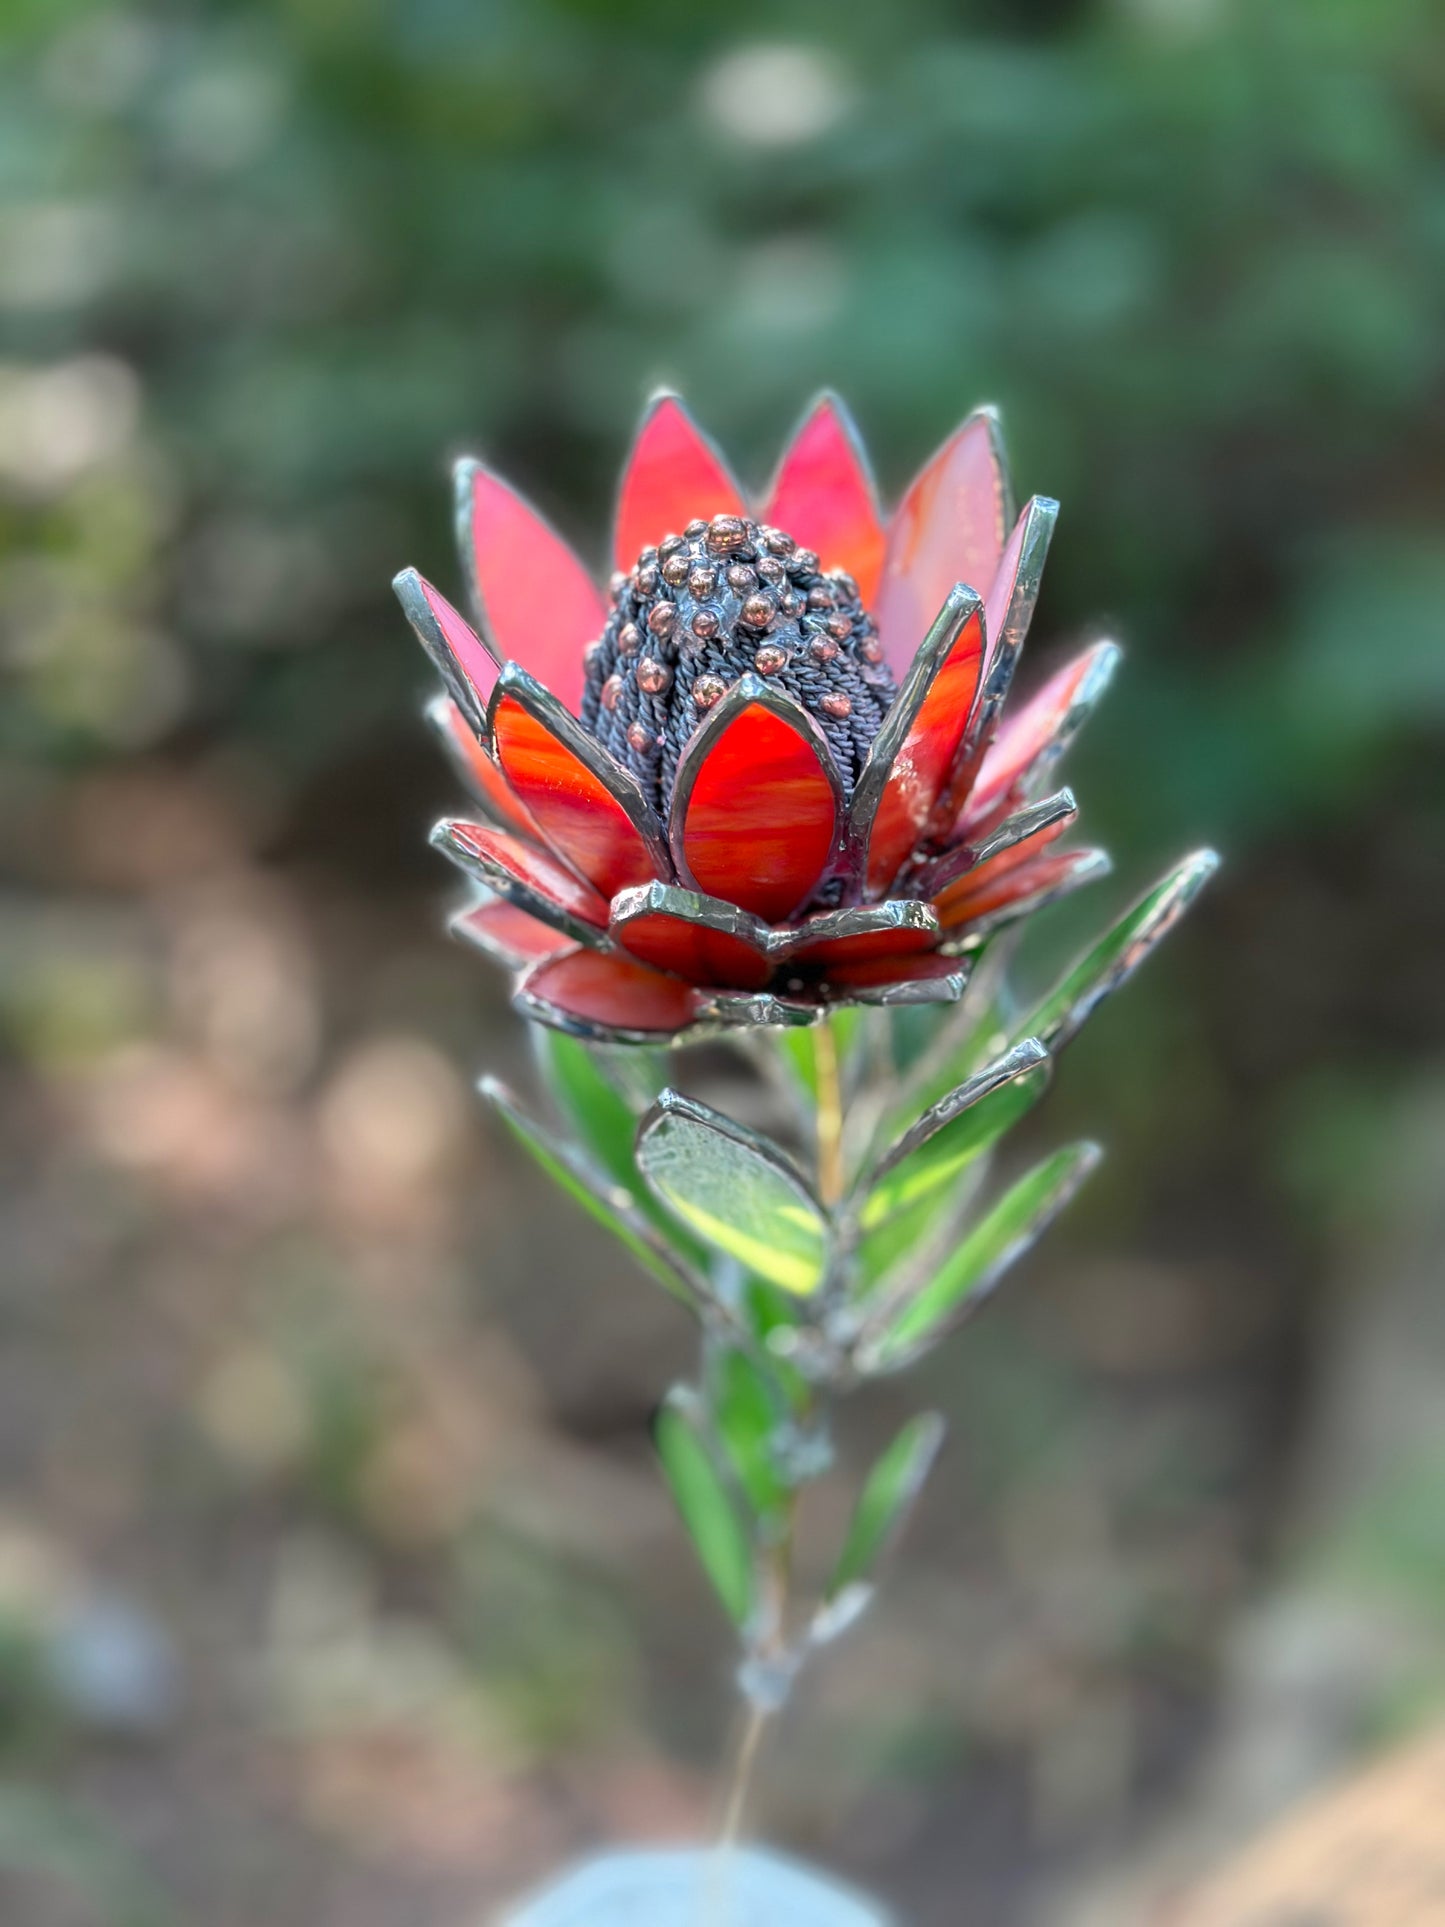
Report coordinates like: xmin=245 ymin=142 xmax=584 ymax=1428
xmin=531 ymin=1027 xmax=640 ymax=1191
xmin=0 ymin=1787 xmax=178 ymax=1927
xmin=820 ymin=1412 xmax=945 ymax=1626
xmin=1018 ymin=851 xmax=1220 ymax=1052
xmin=858 ymin=1142 xmax=1102 ymax=1373
xmin=708 ymin=1344 xmax=791 ymax=1523
xmin=854 ymin=1039 xmax=1050 ymax=1235
xmin=653 ymin=1389 xmax=755 ymax=1628
xmin=482 ymin=1075 xmax=705 ymax=1313
xmin=636 ymin=1091 xmax=828 ymax=1297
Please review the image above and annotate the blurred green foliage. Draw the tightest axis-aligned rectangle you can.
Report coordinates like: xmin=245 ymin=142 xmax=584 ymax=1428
xmin=1 ymin=0 xmax=1440 ymax=855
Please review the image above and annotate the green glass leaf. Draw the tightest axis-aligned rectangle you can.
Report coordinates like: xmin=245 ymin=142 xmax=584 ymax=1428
xmin=819 ymin=1412 xmax=945 ymax=1627
xmin=857 ymin=1142 xmax=1102 ymax=1373
xmin=853 ymin=1038 xmax=1049 ymax=1234
xmin=636 ymin=1091 xmax=829 ymax=1297
xmin=531 ymin=1028 xmax=640 ymax=1193
xmin=481 ymin=1076 xmax=703 ymax=1312
xmin=708 ymin=1344 xmax=791 ymax=1522
xmin=653 ymin=1389 xmax=755 ymax=1627
xmin=1020 ymin=849 xmax=1219 ymax=1052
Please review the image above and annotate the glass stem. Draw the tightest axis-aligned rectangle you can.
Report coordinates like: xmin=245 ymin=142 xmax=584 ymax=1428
xmin=814 ymin=1015 xmax=846 ymax=1207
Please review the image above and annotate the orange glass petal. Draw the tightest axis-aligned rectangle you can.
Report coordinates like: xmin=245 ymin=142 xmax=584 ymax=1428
xmin=612 ymin=907 xmax=773 ymax=990
xmin=492 ymin=692 xmax=662 ymax=901
xmin=864 ymin=605 xmax=986 ymax=896
xmin=521 ymin=949 xmax=702 ymax=1037
xmin=461 ymin=464 xmax=605 ymax=715
xmin=875 ymin=413 xmax=1009 ymax=677
xmin=762 ymin=396 xmax=886 ymax=603
xmin=613 ymin=395 xmax=747 ymax=572
xmin=936 ymin=843 xmax=1090 ymax=928
xmin=676 ymin=704 xmax=839 ymax=923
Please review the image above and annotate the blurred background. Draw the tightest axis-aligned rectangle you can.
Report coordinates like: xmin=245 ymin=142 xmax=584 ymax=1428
xmin=1 ymin=1 xmax=1443 ymax=1922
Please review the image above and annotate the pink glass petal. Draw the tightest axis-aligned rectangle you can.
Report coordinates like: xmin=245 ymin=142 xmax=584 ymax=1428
xmin=761 ymin=395 xmax=886 ymax=603
xmin=434 ymin=821 xmax=609 ymax=939
xmin=875 ymin=410 xmax=1010 ymax=677
xmin=674 ymin=689 xmax=840 ymax=924
xmin=612 ymin=394 xmax=747 ymax=572
xmin=862 ymin=601 xmax=986 ymax=896
xmin=396 ymin=568 xmax=500 ymax=728
xmin=458 ymin=462 xmax=605 ymax=715
xmin=432 ymin=699 xmax=545 ymax=844
xmin=611 ymin=905 xmax=773 ymax=990
xmin=452 ymin=899 xmax=575 ymax=970
xmin=957 ymin=641 xmax=1118 ymax=839
xmin=492 ymin=688 xmax=664 ymax=901
xmin=519 ymin=948 xmax=703 ymax=1040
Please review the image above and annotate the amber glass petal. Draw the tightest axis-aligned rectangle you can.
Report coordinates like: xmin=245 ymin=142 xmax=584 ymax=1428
xmin=609 ymin=883 xmax=774 ymax=990
xmin=875 ymin=408 xmax=1013 ymax=677
xmin=672 ymin=676 xmax=842 ymax=924
xmin=490 ymin=666 xmax=670 ymax=901
xmin=426 ymin=698 xmax=545 ymax=844
xmin=957 ymin=640 xmax=1121 ymax=839
xmin=784 ymin=901 xmax=939 ymax=970
xmin=761 ymin=393 xmax=886 ymax=603
xmin=451 ymin=899 xmax=575 ymax=970
xmin=851 ymin=587 xmax=986 ymax=897
xmin=394 ymin=568 xmax=501 ymax=740
xmin=938 ymin=846 xmax=1110 ymax=936
xmin=454 ymin=460 xmax=605 ymax=716
xmin=612 ymin=393 xmax=747 ymax=573
xmin=516 ymin=948 xmax=703 ymax=1043
xmin=430 ymin=819 xmax=609 ymax=946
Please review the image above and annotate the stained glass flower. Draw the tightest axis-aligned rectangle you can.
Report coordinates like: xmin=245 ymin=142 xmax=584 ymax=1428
xmin=398 ymin=392 xmax=1121 ymax=1043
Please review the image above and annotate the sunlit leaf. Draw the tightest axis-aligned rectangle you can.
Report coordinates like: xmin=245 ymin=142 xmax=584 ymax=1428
xmin=653 ymin=1389 xmax=755 ymax=1627
xmin=858 ymin=1142 xmax=1102 ymax=1372
xmin=636 ymin=1091 xmax=829 ymax=1297
xmin=1019 ymin=849 xmax=1219 ymax=1051
xmin=816 ymin=1412 xmax=945 ymax=1639
xmin=854 ymin=1038 xmax=1049 ymax=1234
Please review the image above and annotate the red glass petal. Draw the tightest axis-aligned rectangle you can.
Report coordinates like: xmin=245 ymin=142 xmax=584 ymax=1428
xmin=610 ymin=888 xmax=773 ymax=991
xmin=875 ymin=409 xmax=1011 ymax=677
xmin=491 ymin=674 xmax=667 ymax=901
xmin=433 ymin=820 xmax=609 ymax=939
xmin=430 ymin=699 xmax=545 ymax=843
xmin=518 ymin=948 xmax=702 ymax=1041
xmin=857 ymin=595 xmax=986 ymax=897
xmin=452 ymin=899 xmax=574 ymax=970
xmin=613 ymin=393 xmax=747 ymax=572
xmin=761 ymin=394 xmax=886 ymax=603
xmin=395 ymin=568 xmax=500 ymax=734
xmin=785 ymin=903 xmax=938 ymax=969
xmin=457 ymin=461 xmax=605 ymax=715
xmin=936 ymin=845 xmax=1100 ymax=930
xmin=958 ymin=641 xmax=1119 ymax=839
xmin=932 ymin=816 xmax=1070 ymax=922
xmin=673 ymin=680 xmax=841 ymax=924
